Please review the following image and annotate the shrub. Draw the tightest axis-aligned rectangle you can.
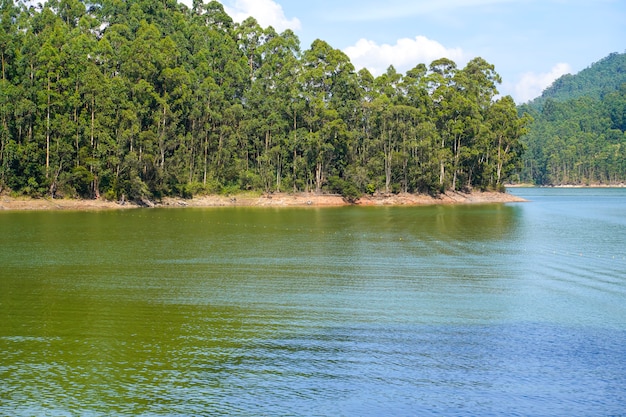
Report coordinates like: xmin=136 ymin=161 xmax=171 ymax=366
xmin=327 ymin=175 xmax=362 ymax=203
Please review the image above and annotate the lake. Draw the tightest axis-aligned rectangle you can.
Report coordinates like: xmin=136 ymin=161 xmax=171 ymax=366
xmin=1 ymin=188 xmax=625 ymax=416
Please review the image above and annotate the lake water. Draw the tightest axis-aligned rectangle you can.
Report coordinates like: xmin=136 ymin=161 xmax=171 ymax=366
xmin=1 ymin=188 xmax=625 ymax=416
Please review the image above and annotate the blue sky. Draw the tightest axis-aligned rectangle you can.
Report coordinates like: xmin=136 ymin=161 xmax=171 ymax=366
xmin=183 ymin=0 xmax=625 ymax=103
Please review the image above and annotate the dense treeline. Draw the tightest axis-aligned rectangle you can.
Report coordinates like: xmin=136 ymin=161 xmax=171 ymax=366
xmin=0 ymin=0 xmax=528 ymax=201
xmin=519 ymin=52 xmax=626 ymax=185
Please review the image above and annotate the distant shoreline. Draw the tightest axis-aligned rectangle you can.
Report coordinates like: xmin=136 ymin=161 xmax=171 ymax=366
xmin=0 ymin=190 xmax=527 ymax=212
xmin=506 ymin=183 xmax=626 ymax=188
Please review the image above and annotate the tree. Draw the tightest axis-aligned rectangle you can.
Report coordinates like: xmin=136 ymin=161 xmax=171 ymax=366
xmin=0 ymin=1 xmax=532 ymax=199
xmin=486 ymin=96 xmax=530 ymax=188
xmin=300 ymin=40 xmax=355 ymax=192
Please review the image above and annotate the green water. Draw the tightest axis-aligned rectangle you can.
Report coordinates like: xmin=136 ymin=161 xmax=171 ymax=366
xmin=1 ymin=189 xmax=625 ymax=415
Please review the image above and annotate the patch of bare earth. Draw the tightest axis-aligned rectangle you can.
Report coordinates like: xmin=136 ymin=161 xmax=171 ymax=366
xmin=0 ymin=191 xmax=525 ymax=212
xmin=0 ymin=196 xmax=136 ymax=211
xmin=159 ymin=193 xmax=350 ymax=208
xmin=357 ymin=191 xmax=526 ymax=206
xmin=161 ymin=191 xmax=526 ymax=208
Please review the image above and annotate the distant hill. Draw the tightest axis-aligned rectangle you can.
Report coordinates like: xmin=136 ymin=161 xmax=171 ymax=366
xmin=518 ymin=52 xmax=626 ymax=185
xmin=528 ymin=52 xmax=626 ymax=108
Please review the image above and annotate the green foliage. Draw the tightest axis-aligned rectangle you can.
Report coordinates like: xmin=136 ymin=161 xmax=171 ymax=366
xmin=68 ymin=165 xmax=94 ymax=198
xmin=326 ymin=175 xmax=362 ymax=202
xmin=529 ymin=53 xmax=626 ymax=107
xmin=519 ymin=52 xmax=626 ymax=185
xmin=0 ymin=0 xmax=528 ymax=201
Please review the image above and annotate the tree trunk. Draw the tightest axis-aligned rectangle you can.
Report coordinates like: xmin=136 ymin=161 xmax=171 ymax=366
xmin=315 ymin=160 xmax=322 ymax=193
xmin=46 ymin=77 xmax=51 ymax=178
xmin=293 ymin=148 xmax=297 ymax=192
xmin=203 ymin=131 xmax=208 ymax=186
xmin=496 ymin=135 xmax=503 ymax=185
xmin=293 ymin=110 xmax=298 ymax=192
xmin=189 ymin=119 xmax=196 ymax=184
xmin=439 ymin=135 xmax=446 ymax=188
xmin=385 ymin=149 xmax=392 ymax=193
xmin=384 ymin=129 xmax=392 ymax=193
xmin=276 ymin=153 xmax=281 ymax=192
xmin=91 ymin=97 xmax=95 ymax=147
xmin=452 ymin=135 xmax=460 ymax=191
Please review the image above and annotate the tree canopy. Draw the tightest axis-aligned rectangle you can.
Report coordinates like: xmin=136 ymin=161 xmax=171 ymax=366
xmin=519 ymin=52 xmax=626 ymax=185
xmin=0 ymin=0 xmax=528 ymax=201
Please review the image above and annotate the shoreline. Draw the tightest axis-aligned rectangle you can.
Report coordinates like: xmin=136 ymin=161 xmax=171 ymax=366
xmin=506 ymin=183 xmax=626 ymax=188
xmin=0 ymin=191 xmax=526 ymax=212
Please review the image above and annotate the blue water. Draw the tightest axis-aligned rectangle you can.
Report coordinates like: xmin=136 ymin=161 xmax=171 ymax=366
xmin=1 ymin=188 xmax=625 ymax=416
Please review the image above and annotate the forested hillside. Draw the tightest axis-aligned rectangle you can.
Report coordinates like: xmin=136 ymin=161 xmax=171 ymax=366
xmin=0 ymin=0 xmax=528 ymax=201
xmin=519 ymin=52 xmax=626 ymax=185
xmin=533 ymin=53 xmax=626 ymax=105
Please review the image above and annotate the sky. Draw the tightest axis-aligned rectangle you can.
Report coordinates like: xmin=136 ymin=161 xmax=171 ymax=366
xmin=182 ymin=0 xmax=625 ymax=103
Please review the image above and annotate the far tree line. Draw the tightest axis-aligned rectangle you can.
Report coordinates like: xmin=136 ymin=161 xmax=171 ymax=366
xmin=518 ymin=53 xmax=626 ymax=186
xmin=0 ymin=0 xmax=530 ymax=201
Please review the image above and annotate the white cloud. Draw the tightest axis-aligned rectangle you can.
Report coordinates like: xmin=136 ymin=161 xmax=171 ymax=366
xmin=344 ymin=36 xmax=466 ymax=76
xmin=221 ymin=0 xmax=301 ymax=32
xmin=514 ymin=63 xmax=572 ymax=103
xmin=178 ymin=0 xmax=300 ymax=32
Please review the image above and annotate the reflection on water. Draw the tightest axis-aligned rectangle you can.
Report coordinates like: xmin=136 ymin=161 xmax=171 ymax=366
xmin=1 ymin=190 xmax=625 ymax=415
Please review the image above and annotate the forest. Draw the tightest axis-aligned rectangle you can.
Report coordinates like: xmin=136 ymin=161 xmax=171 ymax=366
xmin=0 ymin=0 xmax=529 ymax=201
xmin=518 ymin=52 xmax=626 ymax=185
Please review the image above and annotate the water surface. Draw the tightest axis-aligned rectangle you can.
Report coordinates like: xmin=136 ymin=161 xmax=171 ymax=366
xmin=1 ymin=188 xmax=625 ymax=415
